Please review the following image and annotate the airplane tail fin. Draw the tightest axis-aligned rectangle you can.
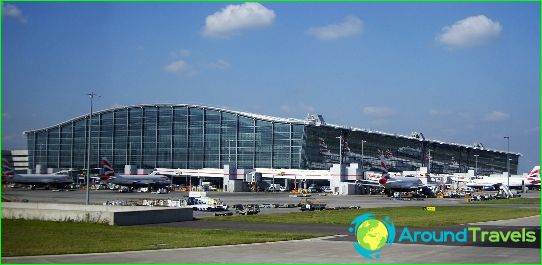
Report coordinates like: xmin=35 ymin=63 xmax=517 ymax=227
xmin=2 ymin=159 xmax=15 ymax=180
xmin=528 ymin=166 xmax=540 ymax=177
xmin=380 ymin=154 xmax=389 ymax=173
xmin=100 ymin=158 xmax=116 ymax=180
xmin=378 ymin=154 xmax=391 ymax=185
xmin=378 ymin=175 xmax=390 ymax=186
xmin=527 ymin=166 xmax=540 ymax=185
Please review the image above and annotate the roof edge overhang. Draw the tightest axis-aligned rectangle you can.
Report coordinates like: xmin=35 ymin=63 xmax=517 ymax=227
xmin=23 ymin=103 xmax=307 ymax=134
xmin=22 ymin=103 xmax=521 ymax=157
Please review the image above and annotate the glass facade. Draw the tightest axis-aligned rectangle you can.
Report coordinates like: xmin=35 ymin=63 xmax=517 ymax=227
xmin=304 ymin=126 xmax=519 ymax=175
xmin=25 ymin=104 xmax=519 ymax=174
xmin=26 ymin=105 xmax=305 ymax=171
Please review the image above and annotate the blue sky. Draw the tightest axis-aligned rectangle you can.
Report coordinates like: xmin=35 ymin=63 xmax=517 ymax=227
xmin=2 ymin=2 xmax=540 ymax=173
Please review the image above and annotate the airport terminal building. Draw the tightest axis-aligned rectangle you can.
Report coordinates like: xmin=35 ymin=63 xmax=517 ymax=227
xmin=24 ymin=104 xmax=519 ymax=175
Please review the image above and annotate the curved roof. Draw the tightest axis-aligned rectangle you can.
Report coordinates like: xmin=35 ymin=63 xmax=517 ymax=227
xmin=23 ymin=103 xmax=520 ymax=156
xmin=23 ymin=103 xmax=307 ymax=134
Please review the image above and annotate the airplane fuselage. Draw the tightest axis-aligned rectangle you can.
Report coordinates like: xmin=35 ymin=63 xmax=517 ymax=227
xmin=467 ymin=176 xmax=534 ymax=188
xmin=107 ymin=174 xmax=170 ymax=188
xmin=5 ymin=174 xmax=73 ymax=188
xmin=379 ymin=176 xmax=423 ymax=191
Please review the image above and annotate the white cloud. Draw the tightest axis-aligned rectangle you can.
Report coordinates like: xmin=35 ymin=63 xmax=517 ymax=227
xmin=437 ymin=15 xmax=502 ymax=48
xmin=163 ymin=60 xmax=197 ymax=76
xmin=484 ymin=111 xmax=510 ymax=122
xmin=165 ymin=48 xmax=232 ymax=76
xmin=203 ymin=2 xmax=275 ymax=38
xmin=280 ymin=102 xmax=315 ymax=114
xmin=524 ymin=126 xmax=540 ymax=135
xmin=307 ymin=16 xmax=363 ymax=40
xmin=429 ymin=109 xmax=452 ymax=116
xmin=362 ymin=106 xmax=397 ymax=118
xmin=280 ymin=105 xmax=292 ymax=113
xmin=2 ymin=134 xmax=17 ymax=142
xmin=2 ymin=3 xmax=27 ymax=23
xmin=170 ymin=49 xmax=191 ymax=58
xmin=299 ymin=103 xmax=316 ymax=113
xmin=206 ymin=59 xmax=231 ymax=70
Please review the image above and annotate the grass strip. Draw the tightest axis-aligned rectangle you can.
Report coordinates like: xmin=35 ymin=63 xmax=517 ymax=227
xmin=206 ymin=206 xmax=540 ymax=227
xmin=469 ymin=198 xmax=541 ymax=204
xmin=2 ymin=219 xmax=321 ymax=257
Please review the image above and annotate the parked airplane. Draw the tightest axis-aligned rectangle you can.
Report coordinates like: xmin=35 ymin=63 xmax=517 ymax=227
xmin=2 ymin=159 xmax=73 ymax=189
xmin=377 ymin=155 xmax=424 ymax=192
xmin=526 ymin=166 xmax=540 ymax=187
xmin=100 ymin=159 xmax=170 ymax=190
xmin=467 ymin=166 xmax=540 ymax=189
xmin=378 ymin=175 xmax=424 ymax=192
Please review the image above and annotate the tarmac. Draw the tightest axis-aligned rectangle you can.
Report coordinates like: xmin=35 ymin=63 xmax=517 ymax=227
xmin=2 ymin=189 xmax=540 ymax=263
xmin=142 ymin=216 xmax=541 ymax=247
xmin=469 ymin=215 xmax=540 ymax=226
xmin=3 ymin=233 xmax=540 ymax=264
xmin=3 ymin=214 xmax=540 ymax=263
xmin=3 ymin=189 xmax=539 ymax=218
xmin=3 ymin=188 xmax=540 ymax=209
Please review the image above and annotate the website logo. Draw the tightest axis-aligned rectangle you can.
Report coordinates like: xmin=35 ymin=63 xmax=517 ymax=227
xmin=348 ymin=213 xmax=395 ymax=259
xmin=349 ymin=212 xmax=538 ymax=260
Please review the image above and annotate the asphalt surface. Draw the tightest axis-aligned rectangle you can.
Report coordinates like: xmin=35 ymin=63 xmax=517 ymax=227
xmin=144 ymin=216 xmax=540 ymax=248
xmin=2 ymin=189 xmax=540 ymax=263
xmin=3 ymin=236 xmax=540 ymax=264
xmin=3 ymin=188 xmax=540 ymax=208
xmin=3 ymin=188 xmax=539 ymax=218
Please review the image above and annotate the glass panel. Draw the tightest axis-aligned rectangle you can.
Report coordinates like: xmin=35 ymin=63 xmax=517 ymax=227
xmin=220 ymin=112 xmax=237 ymax=167
xmin=204 ymin=109 xmax=220 ymax=168
xmin=23 ymin=105 xmax=519 ymax=175
xmin=237 ymin=116 xmax=254 ymax=168
xmin=303 ymin=125 xmax=516 ymax=174
xmin=255 ymin=120 xmax=272 ymax=168
xmin=273 ymin=123 xmax=290 ymax=168
xmin=188 ymin=107 xmax=204 ymax=168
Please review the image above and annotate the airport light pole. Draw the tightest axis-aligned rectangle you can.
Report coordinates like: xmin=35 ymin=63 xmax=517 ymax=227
xmin=228 ymin=140 xmax=232 ymax=165
xmin=128 ymin=142 xmax=131 ymax=165
xmin=272 ymin=174 xmax=275 ymax=193
xmin=361 ymin=140 xmax=366 ymax=177
xmin=504 ymin=136 xmax=510 ymax=187
xmin=86 ymin=92 xmax=99 ymax=205
xmin=336 ymin=136 xmax=343 ymax=164
xmin=474 ymin=155 xmax=479 ymax=176
xmin=176 ymin=169 xmax=181 ymax=192
xmin=37 ymin=144 xmax=45 ymax=173
xmin=427 ymin=149 xmax=432 ymax=173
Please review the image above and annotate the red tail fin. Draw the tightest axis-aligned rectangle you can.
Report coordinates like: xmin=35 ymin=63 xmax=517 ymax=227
xmin=527 ymin=166 xmax=540 ymax=184
xmin=380 ymin=155 xmax=388 ymax=172
xmin=378 ymin=175 xmax=390 ymax=185
xmin=100 ymin=158 xmax=115 ymax=180
xmin=2 ymin=159 xmax=14 ymax=180
xmin=528 ymin=166 xmax=540 ymax=177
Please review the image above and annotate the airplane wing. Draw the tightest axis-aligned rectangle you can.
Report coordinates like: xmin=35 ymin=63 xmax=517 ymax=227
xmin=466 ymin=183 xmax=485 ymax=188
xmin=133 ymin=180 xmax=156 ymax=185
xmin=358 ymin=180 xmax=381 ymax=187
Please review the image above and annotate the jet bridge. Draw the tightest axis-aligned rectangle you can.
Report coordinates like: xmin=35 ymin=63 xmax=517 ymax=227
xmin=153 ymin=163 xmax=364 ymax=194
